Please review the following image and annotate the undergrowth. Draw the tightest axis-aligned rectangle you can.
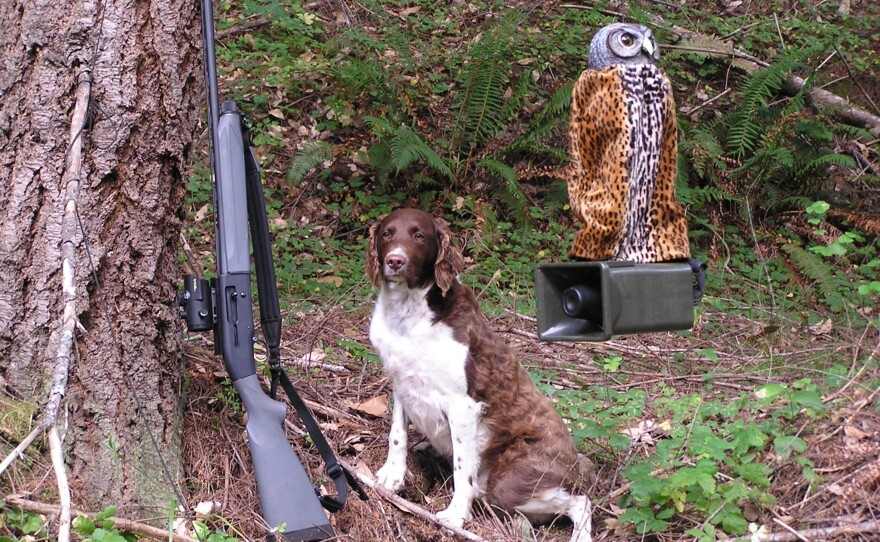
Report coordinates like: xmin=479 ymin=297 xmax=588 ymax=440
xmin=170 ymin=0 xmax=880 ymax=540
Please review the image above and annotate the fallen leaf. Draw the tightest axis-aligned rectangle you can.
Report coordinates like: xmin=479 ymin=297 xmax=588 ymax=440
xmin=809 ymin=319 xmax=833 ymax=335
xmin=195 ymin=204 xmax=210 ymax=222
xmin=843 ymin=425 xmax=868 ymax=440
xmin=317 ymin=275 xmax=344 ymax=287
xmin=351 ymin=395 xmax=388 ymax=417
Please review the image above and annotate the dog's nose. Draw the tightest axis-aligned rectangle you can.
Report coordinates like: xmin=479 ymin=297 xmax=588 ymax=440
xmin=385 ymin=254 xmax=406 ymax=271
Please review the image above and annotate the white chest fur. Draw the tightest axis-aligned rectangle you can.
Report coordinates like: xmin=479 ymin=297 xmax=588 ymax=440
xmin=369 ymin=284 xmax=482 ymax=457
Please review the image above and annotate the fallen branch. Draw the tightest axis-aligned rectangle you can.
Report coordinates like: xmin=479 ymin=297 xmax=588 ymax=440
xmin=4 ymin=496 xmax=198 ymax=542
xmin=338 ymin=459 xmax=488 ymax=542
xmin=729 ymin=518 xmax=880 ymax=542
xmin=561 ymin=3 xmax=880 ymax=136
xmin=0 ymin=65 xmax=93 ymax=541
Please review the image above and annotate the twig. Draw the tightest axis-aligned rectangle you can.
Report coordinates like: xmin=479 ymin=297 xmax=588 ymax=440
xmin=48 ymin=428 xmax=71 ymax=542
xmin=4 ymin=496 xmax=199 ymax=542
xmin=0 ymin=425 xmax=43 ymax=476
xmin=0 ymin=66 xmax=92 ymax=539
xmin=215 ymin=17 xmax=269 ymax=40
xmin=338 ymin=460 xmax=488 ymax=542
xmin=771 ymin=517 xmax=810 ymax=542
xmin=728 ymin=519 xmax=880 ymax=542
xmin=773 ymin=13 xmax=785 ymax=50
xmin=833 ymin=45 xmax=880 ymax=117
xmin=680 ymin=87 xmax=732 ymax=116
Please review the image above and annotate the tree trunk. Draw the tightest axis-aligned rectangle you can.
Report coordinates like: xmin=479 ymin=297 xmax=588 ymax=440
xmin=0 ymin=0 xmax=201 ymax=516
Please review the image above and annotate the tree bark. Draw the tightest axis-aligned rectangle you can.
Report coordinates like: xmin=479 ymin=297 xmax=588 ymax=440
xmin=1 ymin=0 xmax=200 ymax=517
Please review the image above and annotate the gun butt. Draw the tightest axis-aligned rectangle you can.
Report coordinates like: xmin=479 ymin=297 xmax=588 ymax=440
xmin=234 ymin=375 xmax=334 ymax=541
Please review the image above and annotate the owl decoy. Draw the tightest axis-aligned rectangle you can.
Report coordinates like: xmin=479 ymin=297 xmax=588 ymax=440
xmin=567 ymin=23 xmax=690 ymax=263
xmin=588 ymin=23 xmax=660 ymax=69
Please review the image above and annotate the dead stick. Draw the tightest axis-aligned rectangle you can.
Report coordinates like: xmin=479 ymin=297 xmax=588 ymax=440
xmin=728 ymin=519 xmax=880 ymax=542
xmin=3 ymin=496 xmax=198 ymax=542
xmin=338 ymin=460 xmax=487 ymax=542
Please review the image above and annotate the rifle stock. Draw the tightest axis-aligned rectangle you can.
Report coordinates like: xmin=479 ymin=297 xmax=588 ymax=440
xmin=234 ymin=375 xmax=333 ymax=540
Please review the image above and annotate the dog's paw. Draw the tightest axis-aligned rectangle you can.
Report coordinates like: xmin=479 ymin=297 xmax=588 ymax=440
xmin=436 ymin=503 xmax=472 ymax=529
xmin=375 ymin=461 xmax=407 ymax=492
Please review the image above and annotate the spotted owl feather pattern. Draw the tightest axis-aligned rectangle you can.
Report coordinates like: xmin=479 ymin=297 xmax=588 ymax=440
xmin=567 ymin=64 xmax=690 ymax=263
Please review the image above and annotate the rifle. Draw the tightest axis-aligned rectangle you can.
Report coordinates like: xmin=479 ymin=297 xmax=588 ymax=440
xmin=176 ymin=1 xmax=365 ymax=539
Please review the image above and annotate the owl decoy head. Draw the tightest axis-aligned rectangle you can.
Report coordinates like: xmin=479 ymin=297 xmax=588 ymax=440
xmin=588 ymin=23 xmax=660 ymax=70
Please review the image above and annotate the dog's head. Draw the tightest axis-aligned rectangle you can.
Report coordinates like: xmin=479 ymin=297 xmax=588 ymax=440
xmin=367 ymin=208 xmax=464 ymax=295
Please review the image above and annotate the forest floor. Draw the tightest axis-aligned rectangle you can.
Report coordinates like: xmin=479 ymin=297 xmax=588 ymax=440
xmin=174 ymin=0 xmax=880 ymax=540
xmin=181 ymin=293 xmax=879 ymax=541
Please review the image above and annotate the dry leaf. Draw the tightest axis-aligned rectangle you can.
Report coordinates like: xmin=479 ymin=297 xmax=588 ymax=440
xmin=317 ymin=275 xmax=344 ymax=287
xmin=195 ymin=204 xmax=210 ymax=222
xmin=843 ymin=425 xmax=868 ymax=440
xmin=809 ymin=319 xmax=833 ymax=335
xmin=351 ymin=395 xmax=388 ymax=417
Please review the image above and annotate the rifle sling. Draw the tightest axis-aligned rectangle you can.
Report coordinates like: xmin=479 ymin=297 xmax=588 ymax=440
xmin=271 ymin=367 xmax=368 ymax=512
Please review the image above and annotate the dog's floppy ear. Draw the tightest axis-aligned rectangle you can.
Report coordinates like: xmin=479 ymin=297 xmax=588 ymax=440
xmin=366 ymin=221 xmax=381 ymax=289
xmin=434 ymin=217 xmax=464 ymax=296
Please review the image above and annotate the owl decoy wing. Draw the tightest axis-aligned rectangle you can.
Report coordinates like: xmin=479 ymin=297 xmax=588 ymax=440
xmin=567 ymin=67 xmax=633 ymax=261
xmin=647 ymin=70 xmax=691 ymax=262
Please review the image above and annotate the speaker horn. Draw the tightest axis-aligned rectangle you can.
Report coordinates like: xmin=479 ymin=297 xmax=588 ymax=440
xmin=536 ymin=261 xmax=696 ymax=342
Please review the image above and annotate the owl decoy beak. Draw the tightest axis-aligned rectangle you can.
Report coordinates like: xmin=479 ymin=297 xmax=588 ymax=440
xmin=641 ymin=37 xmax=659 ymax=61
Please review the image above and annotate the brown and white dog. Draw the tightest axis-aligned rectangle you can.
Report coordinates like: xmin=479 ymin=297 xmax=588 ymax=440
xmin=367 ymin=208 xmax=592 ymax=542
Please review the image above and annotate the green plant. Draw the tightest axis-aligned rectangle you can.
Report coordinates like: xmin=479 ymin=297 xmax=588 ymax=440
xmin=72 ymin=506 xmax=136 ymax=542
xmin=2 ymin=506 xmax=47 ymax=540
xmin=214 ymin=377 xmax=243 ymax=414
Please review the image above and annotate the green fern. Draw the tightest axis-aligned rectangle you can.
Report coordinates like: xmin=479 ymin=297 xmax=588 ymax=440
xmin=478 ymin=158 xmax=528 ymax=226
xmin=287 ymin=140 xmax=333 ymax=185
xmin=727 ymin=44 xmax=826 ymax=157
xmin=451 ymin=17 xmax=521 ymax=152
xmin=506 ymin=83 xmax=573 ymax=161
xmin=389 ymin=126 xmax=454 ymax=181
xmin=363 ymin=115 xmax=395 ymax=137
xmin=782 ymin=243 xmax=852 ymax=312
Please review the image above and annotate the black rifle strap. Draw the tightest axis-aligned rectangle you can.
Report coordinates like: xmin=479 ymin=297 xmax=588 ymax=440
xmin=271 ymin=367 xmax=368 ymax=511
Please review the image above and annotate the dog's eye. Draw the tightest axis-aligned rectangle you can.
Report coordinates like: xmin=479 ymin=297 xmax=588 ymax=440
xmin=414 ymin=231 xmax=425 ymax=241
xmin=382 ymin=230 xmax=391 ymax=239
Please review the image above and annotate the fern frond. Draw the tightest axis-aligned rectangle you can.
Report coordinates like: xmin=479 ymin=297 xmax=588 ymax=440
xmin=782 ymin=243 xmax=852 ymax=312
xmin=832 ymin=124 xmax=875 ymax=141
xmin=452 ymin=18 xmax=520 ymax=151
xmin=287 ymin=140 xmax=333 ymax=185
xmin=478 ymin=158 xmax=529 ymax=225
xmin=363 ymin=115 xmax=394 ymax=137
xmin=800 ymin=152 xmax=856 ymax=173
xmin=390 ymin=126 xmax=454 ymax=180
xmin=827 ymin=209 xmax=880 ymax=236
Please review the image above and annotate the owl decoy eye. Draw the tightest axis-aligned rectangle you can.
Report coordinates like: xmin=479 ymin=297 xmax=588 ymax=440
xmin=619 ymin=33 xmax=635 ymax=47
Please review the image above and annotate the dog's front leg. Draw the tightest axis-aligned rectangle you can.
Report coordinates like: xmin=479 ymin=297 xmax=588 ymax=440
xmin=376 ymin=391 xmax=408 ymax=492
xmin=436 ymin=399 xmax=482 ymax=529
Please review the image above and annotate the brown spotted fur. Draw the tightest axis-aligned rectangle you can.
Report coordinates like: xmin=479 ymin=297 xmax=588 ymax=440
xmin=566 ymin=65 xmax=690 ymax=262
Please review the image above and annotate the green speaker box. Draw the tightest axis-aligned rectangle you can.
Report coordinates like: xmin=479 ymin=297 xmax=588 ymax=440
xmin=535 ymin=261 xmax=697 ymax=342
